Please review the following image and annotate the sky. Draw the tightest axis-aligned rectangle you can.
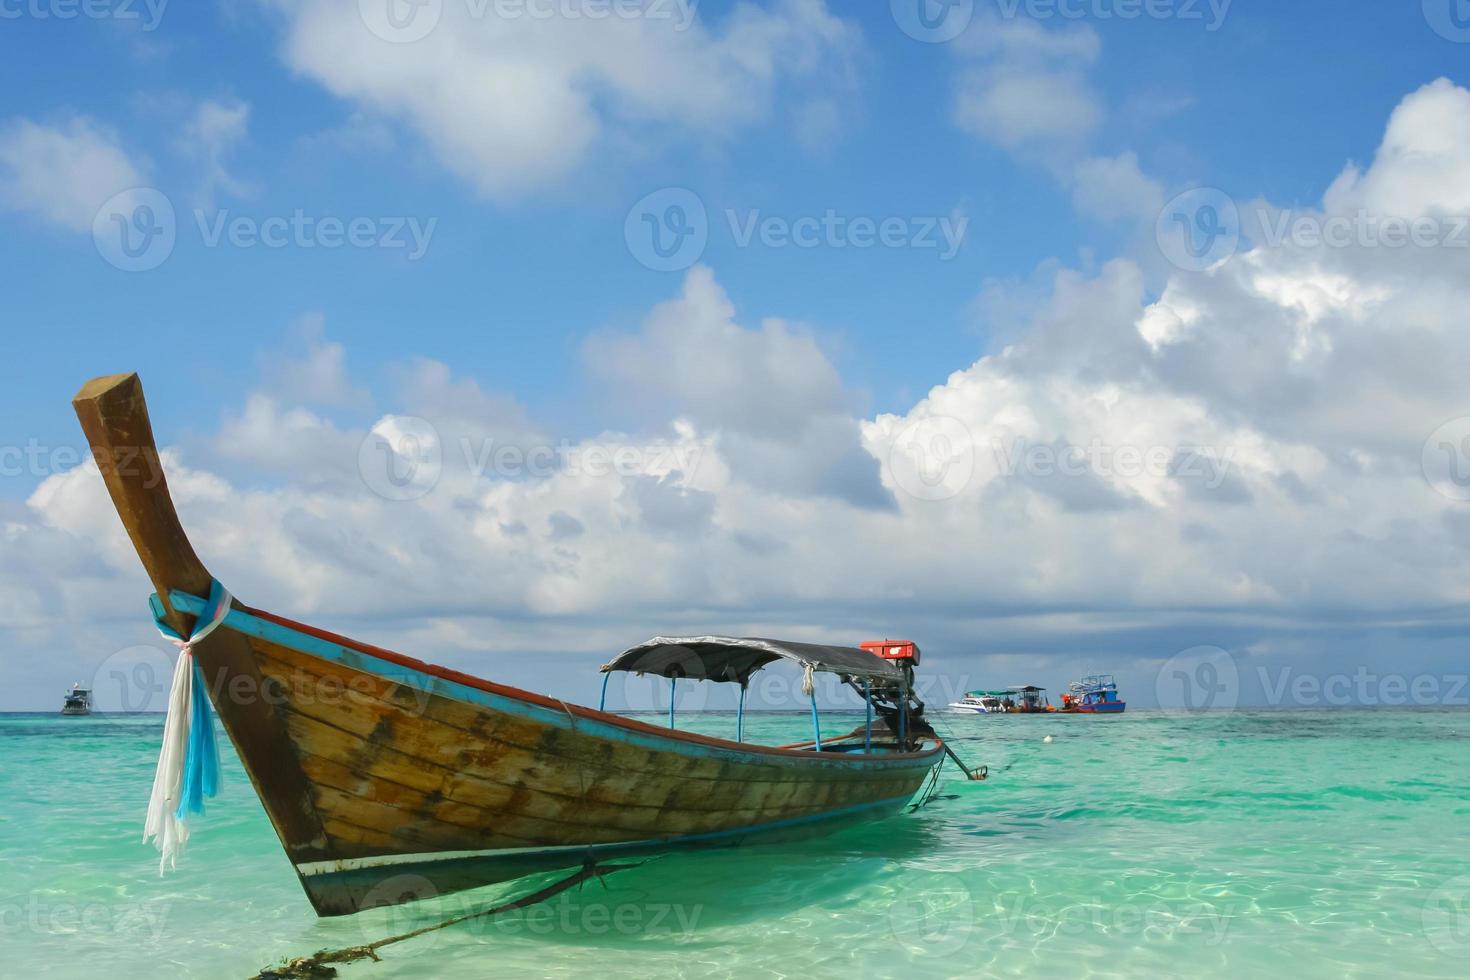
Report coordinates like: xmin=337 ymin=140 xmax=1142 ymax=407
xmin=1 ymin=1 xmax=1469 ymax=712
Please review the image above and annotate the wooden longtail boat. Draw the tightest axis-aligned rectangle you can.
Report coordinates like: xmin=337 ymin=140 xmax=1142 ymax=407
xmin=73 ymin=373 xmax=945 ymax=917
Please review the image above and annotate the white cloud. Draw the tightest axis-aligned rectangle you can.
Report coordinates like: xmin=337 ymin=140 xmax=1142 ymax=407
xmin=261 ymin=0 xmax=862 ymax=198
xmin=952 ymin=18 xmax=1101 ymax=154
xmin=182 ymin=97 xmax=253 ymax=205
xmin=0 ymin=115 xmax=146 ymax=231
xmin=10 ymin=82 xmax=1470 ymax=708
xmin=1071 ymin=151 xmax=1164 ymax=223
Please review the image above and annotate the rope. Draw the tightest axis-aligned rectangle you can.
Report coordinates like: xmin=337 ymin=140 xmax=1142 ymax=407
xmin=254 ymin=861 xmax=645 ymax=979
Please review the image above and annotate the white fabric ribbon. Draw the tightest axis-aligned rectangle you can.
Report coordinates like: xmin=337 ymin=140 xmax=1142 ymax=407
xmin=142 ymin=587 xmax=232 ymax=874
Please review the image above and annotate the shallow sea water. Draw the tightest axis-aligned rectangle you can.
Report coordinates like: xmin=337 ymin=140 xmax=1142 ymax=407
xmin=3 ymin=708 xmax=1469 ymax=978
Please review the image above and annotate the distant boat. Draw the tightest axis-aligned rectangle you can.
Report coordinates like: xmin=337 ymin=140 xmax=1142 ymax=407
xmin=1059 ymin=674 xmax=1126 ymax=714
xmin=1005 ymin=685 xmax=1055 ymax=713
xmin=61 ymin=684 xmax=92 ymax=716
xmin=947 ymin=690 xmax=1010 ymax=713
xmin=948 ymin=686 xmax=1055 ymax=713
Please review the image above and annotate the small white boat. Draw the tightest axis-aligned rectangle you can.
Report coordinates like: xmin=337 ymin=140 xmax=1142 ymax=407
xmin=947 ymin=690 xmax=1010 ymax=714
xmin=61 ymin=684 xmax=92 ymax=716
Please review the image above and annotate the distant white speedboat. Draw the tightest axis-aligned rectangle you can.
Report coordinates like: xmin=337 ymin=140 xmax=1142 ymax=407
xmin=947 ymin=691 xmax=1009 ymax=714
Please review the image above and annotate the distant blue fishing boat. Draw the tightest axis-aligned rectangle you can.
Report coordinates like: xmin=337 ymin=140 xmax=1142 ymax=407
xmin=1059 ymin=674 xmax=1126 ymax=714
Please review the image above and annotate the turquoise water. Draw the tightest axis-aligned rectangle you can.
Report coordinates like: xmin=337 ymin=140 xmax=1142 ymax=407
xmin=4 ymin=709 xmax=1469 ymax=978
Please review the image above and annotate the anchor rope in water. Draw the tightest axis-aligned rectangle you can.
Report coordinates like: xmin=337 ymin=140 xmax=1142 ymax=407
xmin=254 ymin=860 xmax=648 ymax=980
xmin=143 ymin=579 xmax=232 ymax=874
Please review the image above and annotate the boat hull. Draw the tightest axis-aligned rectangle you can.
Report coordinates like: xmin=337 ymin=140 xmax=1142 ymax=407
xmin=169 ymin=591 xmax=942 ymax=916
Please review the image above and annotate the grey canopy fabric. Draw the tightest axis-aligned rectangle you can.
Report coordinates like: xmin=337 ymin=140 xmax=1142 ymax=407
xmin=603 ymin=636 xmax=905 ymax=685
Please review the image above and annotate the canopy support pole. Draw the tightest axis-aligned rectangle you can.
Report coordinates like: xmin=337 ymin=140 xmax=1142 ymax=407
xmin=737 ymin=682 xmax=746 ymax=743
xmin=863 ymin=678 xmax=872 ymax=753
xmin=598 ymin=672 xmax=610 ymax=712
xmin=809 ymin=688 xmax=822 ymax=751
xmin=898 ymin=680 xmax=907 ymax=750
xmin=668 ymin=678 xmax=676 ymax=729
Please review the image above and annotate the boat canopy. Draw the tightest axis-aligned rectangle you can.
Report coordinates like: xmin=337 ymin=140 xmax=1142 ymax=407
xmin=603 ymin=636 xmax=905 ymax=685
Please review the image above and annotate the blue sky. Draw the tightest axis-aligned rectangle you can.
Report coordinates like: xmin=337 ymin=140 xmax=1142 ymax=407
xmin=2 ymin=1 xmax=1469 ymax=710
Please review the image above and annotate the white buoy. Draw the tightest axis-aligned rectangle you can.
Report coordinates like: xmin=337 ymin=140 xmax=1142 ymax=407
xmin=1043 ymin=735 xmax=1054 ymax=744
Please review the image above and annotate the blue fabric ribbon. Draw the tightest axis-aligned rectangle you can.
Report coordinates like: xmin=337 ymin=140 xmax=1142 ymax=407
xmin=152 ymin=579 xmax=229 ymax=820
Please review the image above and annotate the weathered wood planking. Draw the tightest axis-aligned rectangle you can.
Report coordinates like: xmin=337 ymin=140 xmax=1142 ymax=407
xmin=254 ymin=634 xmax=926 ymax=853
